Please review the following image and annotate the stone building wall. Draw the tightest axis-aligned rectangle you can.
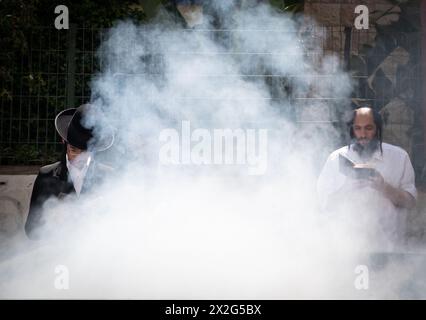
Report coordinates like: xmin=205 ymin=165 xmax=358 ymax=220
xmin=303 ymin=0 xmax=420 ymax=160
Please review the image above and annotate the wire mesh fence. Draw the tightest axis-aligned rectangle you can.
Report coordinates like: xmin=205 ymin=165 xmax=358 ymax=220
xmin=0 ymin=25 xmax=106 ymax=165
xmin=0 ymin=25 xmax=423 ymax=176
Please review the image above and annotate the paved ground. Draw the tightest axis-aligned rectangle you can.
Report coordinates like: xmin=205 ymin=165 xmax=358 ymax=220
xmin=0 ymin=166 xmax=40 ymax=175
xmin=0 ymin=174 xmax=36 ymax=237
xmin=0 ymin=167 xmax=40 ymax=238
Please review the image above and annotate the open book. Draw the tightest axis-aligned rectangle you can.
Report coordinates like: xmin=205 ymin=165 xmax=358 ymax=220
xmin=339 ymin=154 xmax=377 ymax=179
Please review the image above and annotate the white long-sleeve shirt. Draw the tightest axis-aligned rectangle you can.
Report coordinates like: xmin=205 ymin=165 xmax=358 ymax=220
xmin=317 ymin=142 xmax=417 ymax=251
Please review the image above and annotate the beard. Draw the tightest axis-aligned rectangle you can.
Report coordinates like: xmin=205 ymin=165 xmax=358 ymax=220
xmin=69 ymin=151 xmax=91 ymax=169
xmin=352 ymin=137 xmax=380 ymax=160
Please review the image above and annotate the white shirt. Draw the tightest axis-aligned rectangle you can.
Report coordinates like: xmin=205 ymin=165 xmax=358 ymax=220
xmin=317 ymin=142 xmax=417 ymax=251
xmin=66 ymin=152 xmax=92 ymax=196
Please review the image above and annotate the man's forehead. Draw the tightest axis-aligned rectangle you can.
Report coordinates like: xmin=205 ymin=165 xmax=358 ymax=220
xmin=354 ymin=108 xmax=374 ymax=124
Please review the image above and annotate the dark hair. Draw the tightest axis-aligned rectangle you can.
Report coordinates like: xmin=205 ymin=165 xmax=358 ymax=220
xmin=347 ymin=107 xmax=383 ymax=154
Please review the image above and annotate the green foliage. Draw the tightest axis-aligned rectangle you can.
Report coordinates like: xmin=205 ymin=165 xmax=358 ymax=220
xmin=1 ymin=144 xmax=38 ymax=164
xmin=0 ymin=1 xmax=151 ymax=165
xmin=15 ymin=144 xmax=40 ymax=161
xmin=1 ymin=0 xmax=307 ymax=165
xmin=0 ymin=0 xmax=149 ymax=83
xmin=269 ymin=0 xmax=305 ymax=15
xmin=0 ymin=144 xmax=62 ymax=165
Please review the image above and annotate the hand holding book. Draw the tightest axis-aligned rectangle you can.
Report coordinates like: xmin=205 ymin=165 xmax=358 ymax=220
xmin=338 ymin=154 xmax=377 ymax=180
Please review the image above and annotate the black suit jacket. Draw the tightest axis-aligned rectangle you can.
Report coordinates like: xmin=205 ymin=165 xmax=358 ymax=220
xmin=25 ymin=159 xmax=112 ymax=239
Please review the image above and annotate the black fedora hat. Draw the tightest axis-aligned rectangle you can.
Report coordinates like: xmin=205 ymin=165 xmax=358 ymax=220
xmin=55 ymin=104 xmax=114 ymax=151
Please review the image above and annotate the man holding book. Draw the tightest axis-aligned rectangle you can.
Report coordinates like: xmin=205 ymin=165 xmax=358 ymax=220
xmin=317 ymin=107 xmax=416 ymax=250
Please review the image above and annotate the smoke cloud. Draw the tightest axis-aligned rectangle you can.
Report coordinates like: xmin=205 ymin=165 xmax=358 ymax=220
xmin=1 ymin=2 xmax=425 ymax=299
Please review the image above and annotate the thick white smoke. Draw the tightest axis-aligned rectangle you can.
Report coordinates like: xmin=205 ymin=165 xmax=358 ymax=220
xmin=1 ymin=3 xmax=424 ymax=299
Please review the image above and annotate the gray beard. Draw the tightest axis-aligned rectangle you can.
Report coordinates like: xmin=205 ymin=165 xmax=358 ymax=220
xmin=351 ymin=138 xmax=380 ymax=161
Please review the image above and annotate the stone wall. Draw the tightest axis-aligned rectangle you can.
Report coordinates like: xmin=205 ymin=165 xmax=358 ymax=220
xmin=305 ymin=0 xmax=400 ymax=27
xmin=303 ymin=0 xmax=425 ymax=244
xmin=303 ymin=0 xmax=420 ymax=159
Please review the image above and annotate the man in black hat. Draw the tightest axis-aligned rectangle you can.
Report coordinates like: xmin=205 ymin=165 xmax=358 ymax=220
xmin=24 ymin=104 xmax=114 ymax=239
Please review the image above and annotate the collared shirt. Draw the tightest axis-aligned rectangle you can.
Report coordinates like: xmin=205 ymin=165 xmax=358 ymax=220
xmin=317 ymin=142 xmax=417 ymax=251
xmin=66 ymin=152 xmax=92 ymax=196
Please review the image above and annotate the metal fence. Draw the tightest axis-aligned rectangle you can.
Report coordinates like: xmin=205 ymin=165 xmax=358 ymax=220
xmin=0 ymin=25 xmax=423 ymax=176
xmin=0 ymin=25 xmax=106 ymax=165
